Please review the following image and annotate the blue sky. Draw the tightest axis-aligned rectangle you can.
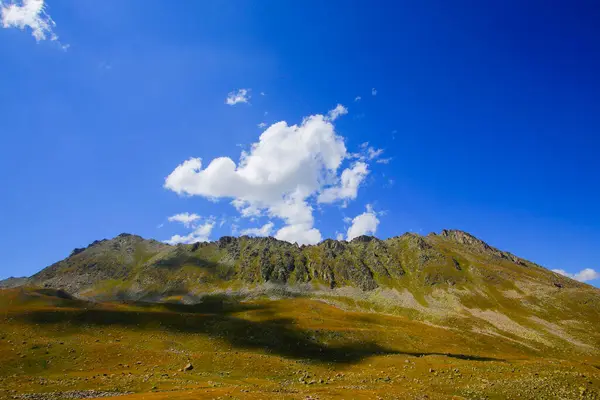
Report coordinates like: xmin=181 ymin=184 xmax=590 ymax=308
xmin=0 ymin=0 xmax=598 ymax=285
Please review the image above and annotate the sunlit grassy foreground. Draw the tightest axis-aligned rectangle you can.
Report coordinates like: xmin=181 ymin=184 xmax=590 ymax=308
xmin=1 ymin=288 xmax=599 ymax=399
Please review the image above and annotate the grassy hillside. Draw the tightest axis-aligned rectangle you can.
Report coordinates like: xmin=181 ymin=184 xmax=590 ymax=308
xmin=15 ymin=230 xmax=600 ymax=353
xmin=2 ymin=230 xmax=600 ymax=398
xmin=1 ymin=287 xmax=599 ymax=399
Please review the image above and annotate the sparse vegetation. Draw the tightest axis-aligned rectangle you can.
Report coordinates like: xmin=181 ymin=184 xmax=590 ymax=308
xmin=1 ymin=230 xmax=599 ymax=399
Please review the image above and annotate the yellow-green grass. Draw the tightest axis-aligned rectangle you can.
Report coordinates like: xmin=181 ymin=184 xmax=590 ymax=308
xmin=1 ymin=288 xmax=599 ymax=399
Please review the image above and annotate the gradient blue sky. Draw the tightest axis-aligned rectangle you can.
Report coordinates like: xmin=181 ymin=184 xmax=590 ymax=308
xmin=0 ymin=0 xmax=598 ymax=285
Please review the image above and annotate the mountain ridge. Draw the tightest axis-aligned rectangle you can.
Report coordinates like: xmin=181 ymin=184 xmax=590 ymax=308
xmin=2 ymin=228 xmax=600 ymax=359
xmin=2 ymin=229 xmax=590 ymax=293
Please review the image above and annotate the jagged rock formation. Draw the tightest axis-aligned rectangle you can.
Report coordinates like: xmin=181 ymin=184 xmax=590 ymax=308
xmin=2 ymin=229 xmax=585 ymax=299
xmin=3 ymin=229 xmax=600 ymax=353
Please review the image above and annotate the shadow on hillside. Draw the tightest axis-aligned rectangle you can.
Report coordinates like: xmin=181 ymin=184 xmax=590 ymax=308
xmin=13 ymin=293 xmax=504 ymax=364
xmin=14 ymin=294 xmax=392 ymax=364
xmin=401 ymin=351 xmax=502 ymax=362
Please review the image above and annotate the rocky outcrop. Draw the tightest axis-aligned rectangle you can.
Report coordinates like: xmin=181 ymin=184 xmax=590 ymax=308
xmin=16 ymin=229 xmax=580 ymax=299
xmin=0 ymin=276 xmax=29 ymax=288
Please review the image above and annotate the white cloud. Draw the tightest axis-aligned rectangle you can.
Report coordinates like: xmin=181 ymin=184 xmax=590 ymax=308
xmin=167 ymin=212 xmax=201 ymax=228
xmin=354 ymin=96 xmax=361 ymax=102
xmin=317 ymin=161 xmax=368 ymax=205
xmin=371 ymin=88 xmax=377 ymax=96
xmin=260 ymin=92 xmax=266 ymax=96
xmin=165 ymin=106 xmax=359 ymax=245
xmin=275 ymin=223 xmax=321 ymax=245
xmin=346 ymin=204 xmax=380 ymax=240
xmin=367 ymin=147 xmax=384 ymax=160
xmin=1 ymin=0 xmax=59 ymax=42
xmin=257 ymin=122 xmax=267 ymax=128
xmin=326 ymin=104 xmax=348 ymax=121
xmin=225 ymin=89 xmax=250 ymax=105
xmin=241 ymin=222 xmax=274 ymax=237
xmin=552 ymin=268 xmax=599 ymax=283
xmin=376 ymin=158 xmax=392 ymax=164
xmin=348 ymin=142 xmax=385 ymax=163
xmin=165 ymin=220 xmax=215 ymax=245
xmin=335 ymin=232 xmax=344 ymax=241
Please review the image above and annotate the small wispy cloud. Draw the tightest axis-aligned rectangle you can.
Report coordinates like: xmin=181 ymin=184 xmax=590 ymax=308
xmin=346 ymin=204 xmax=380 ymax=240
xmin=553 ymin=268 xmax=599 ymax=283
xmin=376 ymin=158 xmax=392 ymax=164
xmin=257 ymin=122 xmax=267 ymax=128
xmin=371 ymin=88 xmax=377 ymax=96
xmin=167 ymin=212 xmax=201 ymax=228
xmin=367 ymin=147 xmax=384 ymax=160
xmin=240 ymin=222 xmax=274 ymax=237
xmin=1 ymin=0 xmax=66 ymax=48
xmin=165 ymin=221 xmax=215 ymax=245
xmin=225 ymin=88 xmax=250 ymax=105
xmin=350 ymin=142 xmax=385 ymax=162
xmin=354 ymin=96 xmax=361 ymax=102
xmin=326 ymin=104 xmax=348 ymax=121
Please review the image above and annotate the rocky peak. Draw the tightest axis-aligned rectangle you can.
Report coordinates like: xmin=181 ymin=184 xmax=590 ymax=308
xmin=69 ymin=248 xmax=86 ymax=257
xmin=217 ymin=236 xmax=238 ymax=248
xmin=320 ymin=238 xmax=347 ymax=251
xmin=439 ymin=229 xmax=488 ymax=246
xmin=350 ymin=235 xmax=378 ymax=244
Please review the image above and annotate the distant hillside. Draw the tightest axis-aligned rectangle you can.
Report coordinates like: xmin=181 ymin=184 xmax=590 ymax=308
xmin=3 ymin=230 xmax=600 ymax=355
xmin=16 ymin=230 xmax=587 ymax=296
xmin=0 ymin=276 xmax=28 ymax=288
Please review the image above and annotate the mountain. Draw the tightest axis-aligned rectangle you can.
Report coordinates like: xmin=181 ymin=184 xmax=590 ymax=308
xmin=0 ymin=276 xmax=28 ymax=288
xmin=18 ymin=229 xmax=589 ymax=297
xmin=2 ymin=230 xmax=600 ymax=399
xmin=4 ymin=229 xmax=600 ymax=352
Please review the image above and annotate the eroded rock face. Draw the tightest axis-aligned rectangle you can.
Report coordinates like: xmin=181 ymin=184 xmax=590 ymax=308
xmin=17 ymin=229 xmax=577 ymax=299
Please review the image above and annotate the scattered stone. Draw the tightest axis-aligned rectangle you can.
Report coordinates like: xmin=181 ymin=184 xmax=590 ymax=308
xmin=183 ymin=363 xmax=193 ymax=372
xmin=12 ymin=390 xmax=132 ymax=399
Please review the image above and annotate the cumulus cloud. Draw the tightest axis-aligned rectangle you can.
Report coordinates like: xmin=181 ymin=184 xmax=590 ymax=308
xmin=167 ymin=212 xmax=201 ymax=228
xmin=165 ymin=220 xmax=215 ymax=245
xmin=164 ymin=105 xmax=367 ymax=245
xmin=346 ymin=204 xmax=380 ymax=240
xmin=1 ymin=0 xmax=59 ymax=42
xmin=240 ymin=222 xmax=274 ymax=237
xmin=317 ymin=161 xmax=368 ymax=205
xmin=552 ymin=268 xmax=599 ymax=283
xmin=225 ymin=89 xmax=250 ymax=105
xmin=275 ymin=223 xmax=321 ymax=245
xmin=326 ymin=104 xmax=348 ymax=121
